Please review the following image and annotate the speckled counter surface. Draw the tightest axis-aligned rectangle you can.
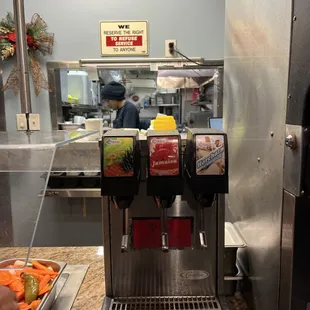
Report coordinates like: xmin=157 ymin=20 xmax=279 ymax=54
xmin=2 ymin=247 xmax=105 ymax=310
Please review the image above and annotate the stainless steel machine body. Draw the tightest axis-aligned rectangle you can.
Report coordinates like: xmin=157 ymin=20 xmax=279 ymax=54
xmin=225 ymin=0 xmax=310 ymax=309
xmin=103 ymin=191 xmax=223 ymax=297
xmin=101 ymin=136 xmax=227 ymax=309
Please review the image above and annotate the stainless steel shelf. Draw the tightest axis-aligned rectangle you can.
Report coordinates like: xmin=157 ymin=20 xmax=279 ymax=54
xmin=45 ymin=189 xmax=101 ymax=198
xmin=144 ymin=104 xmax=180 ymax=108
xmin=224 ymin=263 xmax=243 ymax=281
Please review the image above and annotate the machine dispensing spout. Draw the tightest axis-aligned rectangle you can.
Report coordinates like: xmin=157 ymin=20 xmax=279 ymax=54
xmin=154 ymin=196 xmax=176 ymax=253
xmin=161 ymin=208 xmax=169 ymax=252
xmin=111 ymin=196 xmax=133 ymax=253
xmin=101 ymin=130 xmax=140 ymax=254
xmin=197 ymin=193 xmax=215 ymax=248
xmin=121 ymin=208 xmax=130 ymax=253
xmin=199 ymin=207 xmax=208 ymax=248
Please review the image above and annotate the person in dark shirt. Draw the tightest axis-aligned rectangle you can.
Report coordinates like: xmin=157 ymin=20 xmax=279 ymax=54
xmin=101 ymin=81 xmax=140 ymax=129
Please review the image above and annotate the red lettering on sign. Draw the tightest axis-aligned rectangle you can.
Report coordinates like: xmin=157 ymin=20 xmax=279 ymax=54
xmin=106 ymin=36 xmax=143 ymax=47
xmin=132 ymin=218 xmax=192 ymax=249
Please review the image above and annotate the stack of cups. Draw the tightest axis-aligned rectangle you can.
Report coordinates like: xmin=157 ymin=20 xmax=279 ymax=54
xmin=85 ymin=118 xmax=103 ymax=140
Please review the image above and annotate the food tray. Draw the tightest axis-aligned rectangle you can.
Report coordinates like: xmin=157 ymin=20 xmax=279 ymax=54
xmin=225 ymin=222 xmax=246 ymax=248
xmin=224 ymin=222 xmax=246 ymax=276
xmin=0 ymin=259 xmax=66 ymax=310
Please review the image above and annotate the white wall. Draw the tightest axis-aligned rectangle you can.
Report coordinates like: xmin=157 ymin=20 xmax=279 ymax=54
xmin=0 ymin=0 xmax=225 ymax=131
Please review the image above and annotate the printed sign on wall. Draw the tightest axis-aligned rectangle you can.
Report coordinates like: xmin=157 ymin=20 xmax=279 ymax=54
xmin=100 ymin=20 xmax=148 ymax=56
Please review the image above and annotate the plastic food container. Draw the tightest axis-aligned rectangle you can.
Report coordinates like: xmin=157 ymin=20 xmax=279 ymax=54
xmin=153 ymin=115 xmax=176 ymax=130
xmin=0 ymin=259 xmax=66 ymax=310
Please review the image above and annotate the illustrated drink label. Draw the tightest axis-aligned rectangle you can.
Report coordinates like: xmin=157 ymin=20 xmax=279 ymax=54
xmin=196 ymin=135 xmax=225 ymax=175
xmin=103 ymin=137 xmax=134 ymax=177
xmin=149 ymin=136 xmax=179 ymax=176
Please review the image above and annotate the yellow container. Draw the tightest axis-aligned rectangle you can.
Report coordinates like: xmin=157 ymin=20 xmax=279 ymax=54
xmin=153 ymin=119 xmax=176 ymax=130
xmin=156 ymin=115 xmax=174 ymax=121
xmin=150 ymin=115 xmax=177 ymax=130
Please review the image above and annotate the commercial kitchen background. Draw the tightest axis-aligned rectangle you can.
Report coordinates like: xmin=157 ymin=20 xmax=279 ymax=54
xmin=0 ymin=0 xmax=226 ymax=246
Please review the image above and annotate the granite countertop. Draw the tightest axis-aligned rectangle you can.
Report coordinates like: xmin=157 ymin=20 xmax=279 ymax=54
xmin=2 ymin=247 xmax=249 ymax=310
xmin=2 ymin=247 xmax=105 ymax=310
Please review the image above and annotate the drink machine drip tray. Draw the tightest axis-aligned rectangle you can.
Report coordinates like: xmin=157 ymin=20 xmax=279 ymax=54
xmin=106 ymin=296 xmax=221 ymax=309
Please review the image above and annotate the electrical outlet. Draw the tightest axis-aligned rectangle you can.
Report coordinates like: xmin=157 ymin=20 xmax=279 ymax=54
xmin=16 ymin=114 xmax=27 ymax=131
xmin=29 ymin=114 xmax=40 ymax=131
xmin=165 ymin=39 xmax=177 ymax=57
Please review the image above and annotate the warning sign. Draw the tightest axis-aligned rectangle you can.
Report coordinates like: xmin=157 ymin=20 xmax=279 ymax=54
xmin=100 ymin=20 xmax=148 ymax=56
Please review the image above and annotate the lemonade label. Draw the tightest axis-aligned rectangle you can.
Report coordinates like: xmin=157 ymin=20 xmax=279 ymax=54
xmin=196 ymin=135 xmax=225 ymax=175
xmin=103 ymin=137 xmax=134 ymax=177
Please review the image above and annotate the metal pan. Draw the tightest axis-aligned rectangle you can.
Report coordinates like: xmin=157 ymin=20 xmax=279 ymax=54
xmin=0 ymin=259 xmax=66 ymax=310
xmin=224 ymin=222 xmax=246 ymax=276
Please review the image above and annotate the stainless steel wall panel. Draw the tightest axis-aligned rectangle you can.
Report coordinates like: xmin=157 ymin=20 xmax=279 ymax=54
xmin=224 ymin=0 xmax=292 ymax=309
xmin=279 ymin=190 xmax=295 ymax=310
xmin=286 ymin=0 xmax=310 ymax=125
xmin=280 ymin=191 xmax=310 ymax=309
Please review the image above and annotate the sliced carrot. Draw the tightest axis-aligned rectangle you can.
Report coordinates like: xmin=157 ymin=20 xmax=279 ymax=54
xmin=39 ymin=274 xmax=51 ymax=291
xmin=14 ymin=260 xmax=26 ymax=268
xmin=38 ymin=284 xmax=51 ymax=296
xmin=0 ymin=270 xmax=13 ymax=285
xmin=29 ymin=263 xmax=58 ymax=276
xmin=16 ymin=289 xmax=25 ymax=301
xmin=31 ymin=261 xmax=54 ymax=275
xmin=8 ymin=269 xmax=17 ymax=276
xmin=18 ymin=268 xmax=57 ymax=277
xmin=30 ymin=300 xmax=41 ymax=310
xmin=18 ymin=302 xmax=31 ymax=310
xmin=9 ymin=278 xmax=24 ymax=292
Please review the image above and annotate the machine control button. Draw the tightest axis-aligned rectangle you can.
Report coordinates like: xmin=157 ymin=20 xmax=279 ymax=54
xmin=285 ymin=134 xmax=297 ymax=150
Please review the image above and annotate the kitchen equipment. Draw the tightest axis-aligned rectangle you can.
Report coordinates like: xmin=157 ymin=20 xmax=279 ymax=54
xmin=0 ymin=259 xmax=66 ymax=310
xmin=155 ymin=93 xmax=177 ymax=106
xmin=66 ymin=70 xmax=92 ymax=105
xmin=74 ymin=116 xmax=86 ymax=124
xmin=85 ymin=118 xmax=103 ymax=138
xmin=100 ymin=128 xmax=228 ymax=309
xmin=58 ymin=123 xmax=82 ymax=131
xmin=187 ymin=111 xmax=213 ymax=128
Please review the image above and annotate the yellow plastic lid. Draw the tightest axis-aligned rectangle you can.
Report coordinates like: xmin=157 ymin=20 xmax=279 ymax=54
xmin=156 ymin=115 xmax=174 ymax=120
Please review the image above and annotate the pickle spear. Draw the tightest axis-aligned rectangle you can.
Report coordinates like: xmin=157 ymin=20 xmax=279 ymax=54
xmin=23 ymin=273 xmax=39 ymax=304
